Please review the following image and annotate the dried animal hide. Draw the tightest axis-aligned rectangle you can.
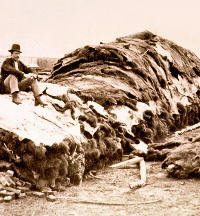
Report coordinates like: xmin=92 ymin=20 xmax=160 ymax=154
xmin=162 ymin=142 xmax=200 ymax=178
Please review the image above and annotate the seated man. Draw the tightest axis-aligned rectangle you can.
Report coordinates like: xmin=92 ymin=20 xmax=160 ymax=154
xmin=1 ymin=44 xmax=46 ymax=106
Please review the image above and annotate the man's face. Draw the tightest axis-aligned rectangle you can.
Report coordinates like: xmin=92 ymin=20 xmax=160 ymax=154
xmin=11 ymin=51 xmax=20 ymax=61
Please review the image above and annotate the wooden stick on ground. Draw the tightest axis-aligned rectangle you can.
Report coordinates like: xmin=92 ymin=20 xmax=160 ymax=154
xmin=56 ymin=196 xmax=161 ymax=206
xmin=110 ymin=156 xmax=143 ymax=168
xmin=129 ymin=158 xmax=146 ymax=189
xmin=110 ymin=156 xmax=147 ymax=189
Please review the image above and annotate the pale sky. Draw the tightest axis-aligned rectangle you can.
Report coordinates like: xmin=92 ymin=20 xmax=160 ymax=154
xmin=0 ymin=0 xmax=200 ymax=58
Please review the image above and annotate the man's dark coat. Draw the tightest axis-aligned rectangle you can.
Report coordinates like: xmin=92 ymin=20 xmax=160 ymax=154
xmin=0 ymin=58 xmax=32 ymax=93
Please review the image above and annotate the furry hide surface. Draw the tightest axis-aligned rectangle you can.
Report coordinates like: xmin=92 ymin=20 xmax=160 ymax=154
xmin=1 ymin=30 xmax=200 ymax=186
xmin=162 ymin=142 xmax=200 ymax=178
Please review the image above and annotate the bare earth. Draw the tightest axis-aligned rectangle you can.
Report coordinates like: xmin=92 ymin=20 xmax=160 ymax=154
xmin=0 ymin=161 xmax=199 ymax=216
xmin=1 ymin=129 xmax=200 ymax=216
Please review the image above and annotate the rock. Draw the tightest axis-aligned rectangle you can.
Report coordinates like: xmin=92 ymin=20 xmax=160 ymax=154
xmin=0 ymin=174 xmax=10 ymax=186
xmin=27 ymin=191 xmax=45 ymax=198
xmin=24 ymin=181 xmax=32 ymax=188
xmin=16 ymin=186 xmax=31 ymax=192
xmin=5 ymin=187 xmax=21 ymax=195
xmin=15 ymin=180 xmax=23 ymax=186
xmin=6 ymin=170 xmax=14 ymax=176
xmin=0 ymin=190 xmax=15 ymax=197
xmin=0 ymin=172 xmax=16 ymax=187
xmin=4 ymin=187 xmax=21 ymax=195
xmin=46 ymin=194 xmax=57 ymax=202
xmin=41 ymin=187 xmax=54 ymax=195
xmin=4 ymin=196 xmax=13 ymax=202
xmin=0 ymin=161 xmax=12 ymax=170
xmin=18 ymin=192 xmax=26 ymax=199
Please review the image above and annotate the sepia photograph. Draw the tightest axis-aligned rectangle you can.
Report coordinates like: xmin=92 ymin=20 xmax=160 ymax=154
xmin=0 ymin=0 xmax=200 ymax=215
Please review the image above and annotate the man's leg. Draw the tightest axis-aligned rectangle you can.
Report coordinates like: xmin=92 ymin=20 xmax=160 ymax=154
xmin=19 ymin=78 xmax=46 ymax=106
xmin=31 ymin=79 xmax=47 ymax=106
xmin=4 ymin=75 xmax=21 ymax=104
xmin=18 ymin=77 xmax=36 ymax=92
xmin=4 ymin=75 xmax=19 ymax=94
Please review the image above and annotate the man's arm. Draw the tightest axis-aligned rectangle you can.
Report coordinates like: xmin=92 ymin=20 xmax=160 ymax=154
xmin=19 ymin=61 xmax=33 ymax=74
xmin=2 ymin=59 xmax=24 ymax=79
xmin=19 ymin=61 xmax=38 ymax=79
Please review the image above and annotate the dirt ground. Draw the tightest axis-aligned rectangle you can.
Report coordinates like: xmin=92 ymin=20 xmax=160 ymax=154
xmin=0 ymin=161 xmax=199 ymax=216
xmin=1 ymin=128 xmax=200 ymax=216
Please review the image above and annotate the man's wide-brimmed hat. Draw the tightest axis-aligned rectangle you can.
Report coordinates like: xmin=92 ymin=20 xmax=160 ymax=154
xmin=8 ymin=44 xmax=22 ymax=53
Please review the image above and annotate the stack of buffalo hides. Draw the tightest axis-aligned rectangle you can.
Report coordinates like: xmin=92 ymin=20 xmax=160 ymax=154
xmin=1 ymin=31 xmax=200 ymax=190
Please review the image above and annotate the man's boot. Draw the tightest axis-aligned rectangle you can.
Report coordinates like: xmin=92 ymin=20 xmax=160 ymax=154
xmin=12 ymin=92 xmax=22 ymax=105
xmin=34 ymin=95 xmax=47 ymax=107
